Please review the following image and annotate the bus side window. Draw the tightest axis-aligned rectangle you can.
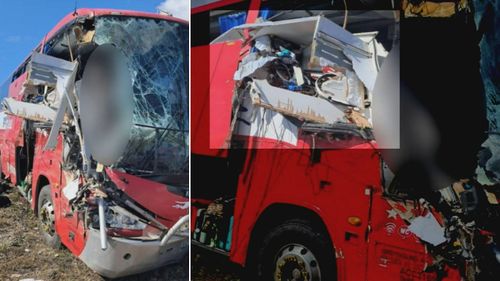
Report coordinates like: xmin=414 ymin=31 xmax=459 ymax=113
xmin=10 ymin=44 xmax=42 ymax=83
xmin=11 ymin=57 xmax=30 ymax=83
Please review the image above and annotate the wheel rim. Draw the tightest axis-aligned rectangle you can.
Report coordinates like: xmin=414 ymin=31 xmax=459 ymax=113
xmin=40 ymin=199 xmax=56 ymax=236
xmin=274 ymin=243 xmax=321 ymax=281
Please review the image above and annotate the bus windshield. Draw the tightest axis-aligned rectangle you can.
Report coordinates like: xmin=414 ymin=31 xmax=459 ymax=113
xmin=94 ymin=16 xmax=189 ymax=182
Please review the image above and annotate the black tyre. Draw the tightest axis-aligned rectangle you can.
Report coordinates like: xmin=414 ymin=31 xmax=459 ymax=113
xmin=248 ymin=219 xmax=336 ymax=281
xmin=37 ymin=185 xmax=61 ymax=249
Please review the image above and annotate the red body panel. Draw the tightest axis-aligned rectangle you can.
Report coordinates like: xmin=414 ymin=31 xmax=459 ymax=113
xmin=192 ymin=0 xmax=247 ymax=14
xmin=30 ymin=131 xmax=87 ymax=255
xmin=0 ymin=73 xmax=28 ymax=184
xmin=209 ymin=42 xmax=242 ymax=150
xmin=0 ymin=7 xmax=188 ymax=260
xmin=191 ymin=1 xmax=461 ymax=280
xmin=191 ymin=45 xmax=211 ymax=156
xmin=107 ymin=169 xmax=188 ymax=227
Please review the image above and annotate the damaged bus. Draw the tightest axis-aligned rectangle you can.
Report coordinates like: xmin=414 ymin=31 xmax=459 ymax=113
xmin=0 ymin=9 xmax=188 ymax=278
xmin=192 ymin=1 xmax=499 ymax=280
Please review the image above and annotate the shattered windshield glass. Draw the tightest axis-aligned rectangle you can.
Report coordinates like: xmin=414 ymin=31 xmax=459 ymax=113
xmin=93 ymin=16 xmax=188 ymax=180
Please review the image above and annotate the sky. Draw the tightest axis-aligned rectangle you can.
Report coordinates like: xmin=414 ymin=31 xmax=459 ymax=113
xmin=0 ymin=0 xmax=186 ymax=82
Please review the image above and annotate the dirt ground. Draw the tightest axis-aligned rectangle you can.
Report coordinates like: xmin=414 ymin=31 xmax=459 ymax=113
xmin=191 ymin=246 xmax=242 ymax=281
xmin=0 ymin=189 xmax=187 ymax=281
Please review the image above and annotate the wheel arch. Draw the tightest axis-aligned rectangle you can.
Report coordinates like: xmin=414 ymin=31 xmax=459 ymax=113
xmin=33 ymin=174 xmax=50 ymax=215
xmin=246 ymin=203 xmax=335 ymax=265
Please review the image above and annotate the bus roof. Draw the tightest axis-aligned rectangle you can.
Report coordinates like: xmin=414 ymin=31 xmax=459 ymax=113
xmin=45 ymin=8 xmax=187 ymax=42
xmin=4 ymin=8 xmax=187 ymax=83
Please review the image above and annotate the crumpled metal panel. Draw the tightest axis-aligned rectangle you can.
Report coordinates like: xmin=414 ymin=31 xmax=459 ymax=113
xmin=212 ymin=16 xmax=370 ymax=56
xmin=2 ymin=97 xmax=56 ymax=122
xmin=93 ymin=16 xmax=188 ymax=175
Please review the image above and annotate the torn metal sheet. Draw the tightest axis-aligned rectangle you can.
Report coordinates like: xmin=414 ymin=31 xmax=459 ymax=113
xmin=21 ymin=52 xmax=80 ymax=151
xmin=2 ymin=97 xmax=56 ymax=122
xmin=233 ymin=54 xmax=276 ymax=81
xmin=250 ymin=79 xmax=346 ymax=124
xmin=408 ymin=212 xmax=447 ymax=246
xmin=315 ymin=71 xmax=365 ymax=108
xmin=254 ymin=35 xmax=272 ymax=53
xmin=62 ymin=179 xmax=79 ymax=201
xmin=43 ymin=61 xmax=80 ymax=151
xmin=344 ymin=49 xmax=378 ymax=92
xmin=235 ymin=91 xmax=299 ymax=147
xmin=27 ymin=51 xmax=78 ymax=108
xmin=212 ymin=16 xmax=370 ymax=58
xmin=213 ymin=15 xmax=393 ymax=150
xmin=44 ymin=95 xmax=69 ymax=150
xmin=331 ymin=32 xmax=386 ymax=93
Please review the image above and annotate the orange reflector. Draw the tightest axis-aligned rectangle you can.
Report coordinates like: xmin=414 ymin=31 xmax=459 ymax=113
xmin=348 ymin=217 xmax=362 ymax=226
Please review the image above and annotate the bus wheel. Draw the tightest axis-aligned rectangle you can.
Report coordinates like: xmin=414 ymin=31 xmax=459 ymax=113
xmin=38 ymin=185 xmax=61 ymax=249
xmin=251 ymin=219 xmax=335 ymax=281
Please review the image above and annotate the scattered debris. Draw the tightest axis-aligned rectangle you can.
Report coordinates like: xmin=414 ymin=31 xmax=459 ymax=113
xmin=214 ymin=16 xmax=386 ymax=149
xmin=384 ymin=177 xmax=500 ymax=280
xmin=0 ymin=191 xmax=187 ymax=281
xmin=0 ymin=12 xmax=189 ymax=279
xmin=408 ymin=212 xmax=446 ymax=246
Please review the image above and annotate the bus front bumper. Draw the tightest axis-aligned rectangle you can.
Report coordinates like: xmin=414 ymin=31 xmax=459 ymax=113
xmin=79 ymin=228 xmax=188 ymax=278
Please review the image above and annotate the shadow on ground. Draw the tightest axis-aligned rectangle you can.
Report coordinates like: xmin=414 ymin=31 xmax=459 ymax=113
xmin=191 ymin=246 xmax=243 ymax=281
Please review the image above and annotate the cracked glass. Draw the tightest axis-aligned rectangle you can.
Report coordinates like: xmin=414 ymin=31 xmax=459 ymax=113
xmin=94 ymin=16 xmax=188 ymax=179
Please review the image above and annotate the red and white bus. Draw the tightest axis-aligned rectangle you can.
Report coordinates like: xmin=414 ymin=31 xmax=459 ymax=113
xmin=0 ymin=8 xmax=189 ymax=278
xmin=190 ymin=1 xmax=492 ymax=280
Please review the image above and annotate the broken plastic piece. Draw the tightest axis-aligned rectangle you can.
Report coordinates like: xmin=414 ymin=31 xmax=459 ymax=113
xmin=408 ymin=212 xmax=447 ymax=246
xmin=233 ymin=54 xmax=276 ymax=81
xmin=287 ymin=82 xmax=302 ymax=91
xmin=62 ymin=179 xmax=79 ymax=201
xmin=293 ymin=66 xmax=304 ymax=86
xmin=276 ymin=48 xmax=294 ymax=58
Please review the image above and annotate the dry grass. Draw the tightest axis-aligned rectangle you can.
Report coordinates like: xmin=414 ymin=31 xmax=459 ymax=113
xmin=0 ymin=190 xmax=186 ymax=281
